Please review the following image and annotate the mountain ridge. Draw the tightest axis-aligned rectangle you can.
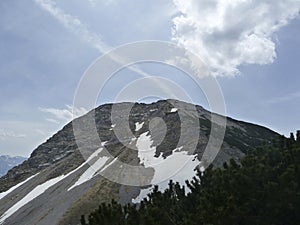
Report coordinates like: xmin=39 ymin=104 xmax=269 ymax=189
xmin=0 ymin=99 xmax=280 ymax=225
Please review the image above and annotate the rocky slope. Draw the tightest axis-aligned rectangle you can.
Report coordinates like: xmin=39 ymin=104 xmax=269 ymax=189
xmin=0 ymin=100 xmax=279 ymax=225
xmin=0 ymin=156 xmax=26 ymax=177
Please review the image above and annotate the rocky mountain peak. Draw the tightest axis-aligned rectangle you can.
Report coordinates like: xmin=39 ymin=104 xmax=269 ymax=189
xmin=0 ymin=100 xmax=279 ymax=225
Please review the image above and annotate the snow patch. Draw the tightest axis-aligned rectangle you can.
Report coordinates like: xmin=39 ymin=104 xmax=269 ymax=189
xmin=136 ymin=132 xmax=162 ymax=168
xmin=98 ymin=157 xmax=118 ymax=174
xmin=135 ymin=122 xmax=144 ymax=131
xmin=133 ymin=132 xmax=200 ymax=203
xmin=68 ymin=156 xmax=109 ymax=191
xmin=67 ymin=143 xmax=113 ymax=191
xmin=0 ymin=175 xmax=67 ymax=224
xmin=0 ymin=174 xmax=39 ymax=201
xmin=170 ymin=108 xmax=178 ymax=113
xmin=0 ymin=154 xmax=94 ymax=223
xmin=129 ymin=137 xmax=137 ymax=145
xmin=85 ymin=147 xmax=104 ymax=162
xmin=109 ymin=124 xmax=116 ymax=130
xmin=0 ymin=168 xmax=77 ymax=224
xmin=132 ymin=188 xmax=152 ymax=203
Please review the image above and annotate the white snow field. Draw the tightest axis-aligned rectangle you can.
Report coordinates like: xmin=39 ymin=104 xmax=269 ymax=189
xmin=0 ymin=174 xmax=39 ymax=201
xmin=135 ymin=122 xmax=144 ymax=131
xmin=133 ymin=132 xmax=200 ymax=203
xmin=0 ymin=146 xmax=106 ymax=223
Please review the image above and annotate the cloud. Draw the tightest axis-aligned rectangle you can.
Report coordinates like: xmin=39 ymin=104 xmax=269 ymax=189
xmin=172 ymin=0 xmax=300 ymax=77
xmin=88 ymin=0 xmax=116 ymax=6
xmin=33 ymin=0 xmax=151 ymax=75
xmin=87 ymin=0 xmax=97 ymax=6
xmin=0 ymin=130 xmax=26 ymax=140
xmin=46 ymin=118 xmax=60 ymax=124
xmin=267 ymin=91 xmax=300 ymax=104
xmin=34 ymin=0 xmax=178 ymax=98
xmin=0 ymin=120 xmax=60 ymax=156
xmin=39 ymin=105 xmax=88 ymax=123
xmin=34 ymin=0 xmax=110 ymax=52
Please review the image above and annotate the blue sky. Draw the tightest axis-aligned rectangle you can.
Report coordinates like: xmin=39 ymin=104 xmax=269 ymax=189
xmin=0 ymin=0 xmax=300 ymax=156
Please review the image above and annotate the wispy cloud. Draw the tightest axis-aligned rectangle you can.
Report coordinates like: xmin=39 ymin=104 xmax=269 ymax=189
xmin=34 ymin=0 xmax=110 ymax=52
xmin=34 ymin=0 xmax=177 ymax=98
xmin=39 ymin=105 xmax=88 ymax=124
xmin=0 ymin=120 xmax=61 ymax=156
xmin=88 ymin=0 xmax=116 ymax=6
xmin=45 ymin=118 xmax=60 ymax=124
xmin=0 ymin=130 xmax=26 ymax=140
xmin=33 ymin=0 xmax=152 ymax=75
xmin=267 ymin=91 xmax=300 ymax=104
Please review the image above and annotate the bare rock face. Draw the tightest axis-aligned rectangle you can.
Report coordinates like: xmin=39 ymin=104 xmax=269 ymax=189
xmin=0 ymin=100 xmax=279 ymax=225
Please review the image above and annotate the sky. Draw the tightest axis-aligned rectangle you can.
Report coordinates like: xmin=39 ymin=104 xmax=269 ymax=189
xmin=0 ymin=0 xmax=300 ymax=157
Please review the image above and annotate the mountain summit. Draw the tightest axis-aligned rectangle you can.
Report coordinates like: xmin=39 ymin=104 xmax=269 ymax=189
xmin=0 ymin=100 xmax=279 ymax=225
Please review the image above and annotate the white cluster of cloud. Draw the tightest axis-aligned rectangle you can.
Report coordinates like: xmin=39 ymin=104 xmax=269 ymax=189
xmin=172 ymin=0 xmax=300 ymax=77
xmin=39 ymin=105 xmax=87 ymax=124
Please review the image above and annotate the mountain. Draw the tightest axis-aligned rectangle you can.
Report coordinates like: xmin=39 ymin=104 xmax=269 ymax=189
xmin=0 ymin=156 xmax=26 ymax=177
xmin=0 ymin=100 xmax=280 ymax=225
xmin=81 ymin=137 xmax=300 ymax=225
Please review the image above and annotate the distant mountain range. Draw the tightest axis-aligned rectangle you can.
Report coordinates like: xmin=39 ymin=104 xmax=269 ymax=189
xmin=0 ymin=100 xmax=280 ymax=225
xmin=0 ymin=155 xmax=27 ymax=177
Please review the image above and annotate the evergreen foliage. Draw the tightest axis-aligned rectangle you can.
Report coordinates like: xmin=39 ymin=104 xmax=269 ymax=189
xmin=81 ymin=134 xmax=300 ymax=225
